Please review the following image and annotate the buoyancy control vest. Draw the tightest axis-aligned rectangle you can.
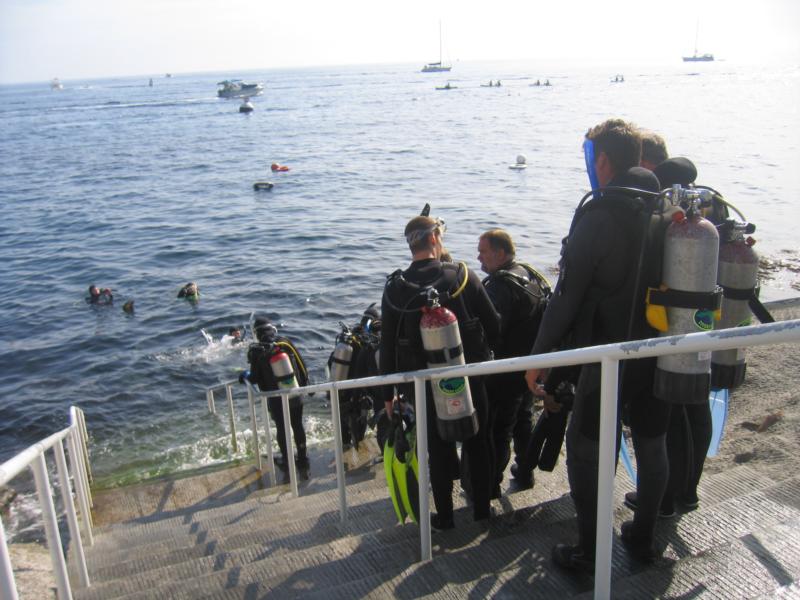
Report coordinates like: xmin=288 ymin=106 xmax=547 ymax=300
xmin=384 ymin=261 xmax=491 ymax=374
xmin=247 ymin=337 xmax=309 ymax=393
xmin=563 ymin=183 xmax=671 ymax=349
xmin=484 ymin=262 xmax=551 ymax=358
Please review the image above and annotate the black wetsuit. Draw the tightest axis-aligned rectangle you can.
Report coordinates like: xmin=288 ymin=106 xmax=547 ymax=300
xmin=531 ymin=167 xmax=672 ymax=555
xmin=247 ymin=337 xmax=309 ymax=467
xmin=483 ymin=260 xmax=549 ymax=490
xmin=380 ymin=258 xmax=500 ymax=522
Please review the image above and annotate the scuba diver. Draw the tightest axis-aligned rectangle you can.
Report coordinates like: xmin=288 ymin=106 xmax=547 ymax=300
xmin=380 ymin=215 xmax=499 ymax=530
xmin=240 ymin=316 xmax=310 ymax=477
xmin=87 ymin=285 xmax=113 ymax=305
xmin=620 ymin=154 xmax=730 ymax=519
xmin=328 ymin=303 xmax=382 ymax=450
xmin=525 ymin=119 xmax=673 ymax=571
xmin=477 ymin=228 xmax=552 ymax=493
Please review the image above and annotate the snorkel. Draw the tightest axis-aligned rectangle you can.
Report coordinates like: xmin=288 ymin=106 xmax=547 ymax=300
xmin=583 ymin=138 xmax=600 ymax=198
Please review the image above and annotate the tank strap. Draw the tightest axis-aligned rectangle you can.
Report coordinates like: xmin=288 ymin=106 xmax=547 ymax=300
xmin=721 ymin=284 xmax=756 ymax=301
xmin=331 ymin=356 xmax=351 ymax=366
xmin=647 ymin=286 xmax=723 ymax=310
xmin=425 ymin=343 xmax=463 ymax=365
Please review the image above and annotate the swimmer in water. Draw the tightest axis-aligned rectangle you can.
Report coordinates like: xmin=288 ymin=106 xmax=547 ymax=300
xmin=87 ymin=285 xmax=113 ymax=305
xmin=227 ymin=327 xmax=244 ymax=344
xmin=123 ymin=300 xmax=135 ymax=314
xmin=177 ymin=282 xmax=199 ymax=300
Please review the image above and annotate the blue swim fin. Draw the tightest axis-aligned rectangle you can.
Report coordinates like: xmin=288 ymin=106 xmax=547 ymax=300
xmin=619 ymin=434 xmax=637 ymax=485
xmin=707 ymin=388 xmax=729 ymax=457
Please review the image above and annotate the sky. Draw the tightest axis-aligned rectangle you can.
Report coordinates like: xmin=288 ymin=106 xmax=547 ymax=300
xmin=1 ymin=0 xmax=799 ymax=83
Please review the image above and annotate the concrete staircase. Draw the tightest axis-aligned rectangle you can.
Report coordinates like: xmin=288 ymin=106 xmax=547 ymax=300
xmin=70 ymin=451 xmax=800 ymax=599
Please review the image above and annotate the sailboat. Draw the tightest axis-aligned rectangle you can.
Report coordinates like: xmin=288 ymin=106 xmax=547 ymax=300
xmin=683 ymin=19 xmax=714 ymax=62
xmin=421 ymin=22 xmax=452 ymax=73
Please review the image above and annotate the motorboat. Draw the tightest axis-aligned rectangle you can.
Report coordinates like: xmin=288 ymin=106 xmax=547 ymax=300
xmin=50 ymin=78 xmax=63 ymax=91
xmin=217 ymin=80 xmax=264 ymax=99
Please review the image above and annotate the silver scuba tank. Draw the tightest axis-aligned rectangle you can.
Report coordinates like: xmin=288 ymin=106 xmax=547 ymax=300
xmin=330 ymin=334 xmax=354 ymax=382
xmin=711 ymin=220 xmax=759 ymax=389
xmin=652 ymin=187 xmax=722 ymax=404
xmin=270 ymin=349 xmax=299 ymax=389
xmin=419 ymin=297 xmax=478 ymax=442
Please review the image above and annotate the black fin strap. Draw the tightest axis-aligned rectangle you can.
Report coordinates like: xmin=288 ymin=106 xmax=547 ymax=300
xmin=648 ymin=286 xmax=723 ymax=310
xmin=748 ymin=296 xmax=775 ymax=323
xmin=425 ymin=343 xmax=464 ymax=365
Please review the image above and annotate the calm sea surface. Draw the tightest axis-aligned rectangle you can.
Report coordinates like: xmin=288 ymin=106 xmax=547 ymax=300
xmin=2 ymin=61 xmax=799 ymax=500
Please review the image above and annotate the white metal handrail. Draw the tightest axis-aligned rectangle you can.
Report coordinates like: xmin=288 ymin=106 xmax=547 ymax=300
xmin=208 ymin=319 xmax=800 ymax=600
xmin=206 ymin=380 xmax=241 ymax=453
xmin=0 ymin=406 xmax=94 ymax=600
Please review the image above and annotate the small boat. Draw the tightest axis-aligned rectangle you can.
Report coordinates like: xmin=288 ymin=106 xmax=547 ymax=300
xmin=50 ymin=78 xmax=63 ymax=91
xmin=435 ymin=83 xmax=457 ymax=91
xmin=683 ymin=53 xmax=714 ymax=62
xmin=217 ymin=80 xmax=264 ymax=99
xmin=421 ymin=22 xmax=452 ymax=73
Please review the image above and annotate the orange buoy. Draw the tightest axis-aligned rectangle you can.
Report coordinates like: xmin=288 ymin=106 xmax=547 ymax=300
xmin=271 ymin=163 xmax=290 ymax=172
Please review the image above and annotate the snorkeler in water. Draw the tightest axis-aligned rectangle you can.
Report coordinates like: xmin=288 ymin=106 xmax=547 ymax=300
xmin=87 ymin=285 xmax=113 ymax=305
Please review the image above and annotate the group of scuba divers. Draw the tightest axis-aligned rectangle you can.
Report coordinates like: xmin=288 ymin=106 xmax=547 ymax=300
xmin=239 ymin=117 xmax=772 ymax=575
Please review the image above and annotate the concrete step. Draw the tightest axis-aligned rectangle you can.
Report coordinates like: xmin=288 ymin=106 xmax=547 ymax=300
xmin=191 ymin=478 xmax=800 ymax=600
xmin=82 ymin=468 xmax=799 ymax=600
xmin=89 ymin=467 xmax=388 ymax=553
xmin=88 ymin=496 xmax=397 ymax=584
xmin=573 ymin=516 xmax=800 ymax=599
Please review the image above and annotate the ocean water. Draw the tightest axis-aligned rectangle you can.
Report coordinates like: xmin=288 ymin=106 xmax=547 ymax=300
xmin=1 ymin=60 xmax=799 ymax=497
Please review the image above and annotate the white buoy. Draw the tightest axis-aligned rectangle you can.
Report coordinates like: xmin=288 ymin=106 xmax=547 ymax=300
xmin=239 ymin=97 xmax=254 ymax=113
xmin=509 ymin=154 xmax=527 ymax=170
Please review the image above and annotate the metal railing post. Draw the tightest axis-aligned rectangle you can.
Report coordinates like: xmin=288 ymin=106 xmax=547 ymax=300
xmin=595 ymin=357 xmax=619 ymax=600
xmin=414 ymin=377 xmax=432 ymax=562
xmin=31 ymin=452 xmax=72 ymax=600
xmin=226 ymin=385 xmax=238 ymax=453
xmin=54 ymin=440 xmax=89 ymax=588
xmin=67 ymin=429 xmax=93 ymax=545
xmin=246 ymin=383 xmax=262 ymax=471
xmin=329 ymin=387 xmax=347 ymax=521
xmin=77 ymin=411 xmax=92 ymax=485
xmin=207 ymin=389 xmax=216 ymax=414
xmin=0 ymin=516 xmax=20 ymax=600
xmin=282 ymin=393 xmax=299 ymax=497
xmin=261 ymin=396 xmax=277 ymax=486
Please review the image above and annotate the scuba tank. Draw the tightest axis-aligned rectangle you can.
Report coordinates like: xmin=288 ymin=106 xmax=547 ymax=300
xmin=330 ymin=325 xmax=355 ymax=382
xmin=648 ymin=186 xmax=723 ymax=404
xmin=419 ymin=289 xmax=478 ymax=442
xmin=270 ymin=349 xmax=299 ymax=389
xmin=711 ymin=219 xmax=759 ymax=389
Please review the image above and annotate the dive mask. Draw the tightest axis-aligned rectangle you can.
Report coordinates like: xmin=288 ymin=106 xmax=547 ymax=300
xmin=583 ymin=138 xmax=600 ymax=196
